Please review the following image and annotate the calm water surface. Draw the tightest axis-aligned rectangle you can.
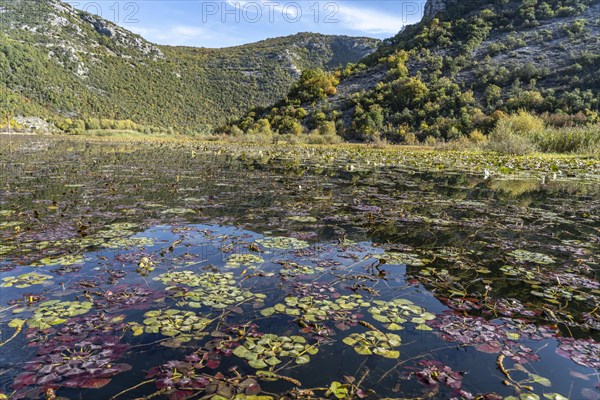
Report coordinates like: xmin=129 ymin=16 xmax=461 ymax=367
xmin=0 ymin=137 xmax=598 ymax=400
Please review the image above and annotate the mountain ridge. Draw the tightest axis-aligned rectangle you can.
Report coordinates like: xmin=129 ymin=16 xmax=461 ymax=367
xmin=226 ymin=0 xmax=600 ymax=142
xmin=0 ymin=0 xmax=379 ymax=132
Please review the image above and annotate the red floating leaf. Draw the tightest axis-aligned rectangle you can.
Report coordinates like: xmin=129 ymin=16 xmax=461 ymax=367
xmin=78 ymin=378 xmax=112 ymax=389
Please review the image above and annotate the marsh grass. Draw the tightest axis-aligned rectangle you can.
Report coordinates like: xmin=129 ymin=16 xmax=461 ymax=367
xmin=526 ymin=125 xmax=600 ymax=154
xmin=481 ymin=111 xmax=600 ymax=155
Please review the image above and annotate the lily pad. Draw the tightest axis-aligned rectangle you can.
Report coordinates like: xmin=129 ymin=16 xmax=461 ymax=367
xmin=342 ymin=330 xmax=401 ymax=358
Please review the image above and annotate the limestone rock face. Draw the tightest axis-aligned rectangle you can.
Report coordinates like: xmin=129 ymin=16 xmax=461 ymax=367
xmin=423 ymin=0 xmax=458 ymax=19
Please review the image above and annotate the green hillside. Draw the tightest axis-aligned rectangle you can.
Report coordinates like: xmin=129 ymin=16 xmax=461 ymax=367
xmin=227 ymin=0 xmax=600 ymax=145
xmin=0 ymin=0 xmax=378 ymax=133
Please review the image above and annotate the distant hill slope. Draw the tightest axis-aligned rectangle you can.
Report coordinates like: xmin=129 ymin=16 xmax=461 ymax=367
xmin=0 ymin=0 xmax=378 ymax=132
xmin=229 ymin=0 xmax=600 ymax=142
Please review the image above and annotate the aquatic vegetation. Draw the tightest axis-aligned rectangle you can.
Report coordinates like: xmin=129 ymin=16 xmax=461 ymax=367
xmin=25 ymin=313 xmax=128 ymax=344
xmin=15 ymin=300 xmax=94 ymax=329
xmin=1 ymin=138 xmax=599 ymax=399
xmin=31 ymin=254 xmax=84 ymax=267
xmin=342 ymin=330 xmax=401 ymax=358
xmin=287 ymin=215 xmax=318 ymax=222
xmin=555 ymin=338 xmax=600 ymax=369
xmin=14 ymin=336 xmax=130 ymax=390
xmin=255 ymin=236 xmax=309 ymax=250
xmin=508 ymin=250 xmax=555 ymax=265
xmin=375 ymin=252 xmax=430 ymax=267
xmin=289 ymin=281 xmax=338 ymax=300
xmin=415 ymin=360 xmax=473 ymax=399
xmin=368 ymin=299 xmax=435 ymax=331
xmin=103 ymin=236 xmax=155 ymax=249
xmin=260 ymin=295 xmax=368 ymax=328
xmin=428 ymin=312 xmax=544 ymax=363
xmin=147 ymin=360 xmax=268 ymax=400
xmin=278 ymin=262 xmax=324 ymax=277
xmin=170 ymin=284 xmax=266 ymax=310
xmin=1 ymin=272 xmax=53 ymax=288
xmin=141 ymin=309 xmax=212 ymax=339
xmin=162 ymin=207 xmax=196 ymax=215
xmin=226 ymin=253 xmax=265 ymax=269
xmin=95 ymin=286 xmax=159 ymax=311
xmin=155 ymin=270 xmax=234 ymax=287
xmin=233 ymin=333 xmax=318 ymax=368
xmin=500 ymin=265 xmax=541 ymax=281
xmin=530 ymin=285 xmax=593 ymax=302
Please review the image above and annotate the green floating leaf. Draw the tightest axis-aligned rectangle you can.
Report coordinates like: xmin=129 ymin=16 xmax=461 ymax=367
xmin=234 ymin=334 xmax=317 ymax=369
xmin=249 ymin=359 xmax=268 ymax=369
xmin=8 ymin=318 xmax=25 ymax=329
xmin=543 ymin=394 xmax=568 ymax=400
xmin=255 ymin=236 xmax=309 ymax=250
xmin=260 ymin=307 xmax=275 ymax=317
xmin=295 ymin=355 xmax=310 ymax=364
xmin=343 ymin=331 xmax=401 ymax=358
xmin=326 ymin=381 xmax=349 ymax=399
xmin=529 ymin=374 xmax=552 ymax=387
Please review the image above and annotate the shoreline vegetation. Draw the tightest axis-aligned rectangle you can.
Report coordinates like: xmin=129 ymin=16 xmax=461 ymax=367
xmin=2 ymin=111 xmax=600 ymax=156
xmin=2 ymin=134 xmax=599 ymax=182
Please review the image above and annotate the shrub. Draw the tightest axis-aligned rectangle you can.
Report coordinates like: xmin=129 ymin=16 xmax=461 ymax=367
xmin=498 ymin=110 xmax=545 ymax=134
xmin=318 ymin=121 xmax=337 ymax=136
xmin=483 ymin=111 xmax=542 ymax=155
xmin=469 ymin=129 xmax=487 ymax=143
xmin=423 ymin=136 xmax=438 ymax=146
xmin=484 ymin=129 xmax=537 ymax=155
xmin=305 ymin=132 xmax=342 ymax=144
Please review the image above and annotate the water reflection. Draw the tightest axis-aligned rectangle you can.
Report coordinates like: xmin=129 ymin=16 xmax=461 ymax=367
xmin=0 ymin=138 xmax=598 ymax=400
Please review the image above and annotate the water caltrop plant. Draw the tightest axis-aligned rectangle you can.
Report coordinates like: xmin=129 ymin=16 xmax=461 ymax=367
xmin=0 ymin=138 xmax=598 ymax=399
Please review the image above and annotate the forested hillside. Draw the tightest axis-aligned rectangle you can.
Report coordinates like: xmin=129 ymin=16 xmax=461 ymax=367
xmin=227 ymin=0 xmax=600 ymax=145
xmin=0 ymin=0 xmax=378 ymax=133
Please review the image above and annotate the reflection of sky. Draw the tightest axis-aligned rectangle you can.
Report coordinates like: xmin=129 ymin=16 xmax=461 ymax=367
xmin=68 ymin=0 xmax=426 ymax=47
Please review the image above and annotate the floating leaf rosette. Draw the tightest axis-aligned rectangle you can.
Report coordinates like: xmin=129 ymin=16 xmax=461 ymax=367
xmin=142 ymin=309 xmax=212 ymax=339
xmin=100 ymin=222 xmax=138 ymax=237
xmin=158 ymin=271 xmax=265 ymax=309
xmin=103 ymin=236 xmax=155 ymax=249
xmin=260 ymin=294 xmax=369 ymax=324
xmin=161 ymin=207 xmax=196 ymax=215
xmin=233 ymin=333 xmax=318 ymax=369
xmin=31 ymin=254 xmax=84 ymax=267
xmin=342 ymin=330 xmax=401 ymax=358
xmin=555 ymin=337 xmax=600 ymax=369
xmin=287 ymin=215 xmax=317 ymax=222
xmin=500 ymin=265 xmax=541 ymax=281
xmin=16 ymin=300 xmax=94 ymax=329
xmin=13 ymin=336 xmax=130 ymax=390
xmin=255 ymin=236 xmax=309 ymax=250
xmin=173 ymin=286 xmax=266 ymax=310
xmin=368 ymin=299 xmax=436 ymax=331
xmin=1 ymin=272 xmax=53 ymax=288
xmin=530 ymin=285 xmax=593 ymax=303
xmin=155 ymin=270 xmax=235 ymax=287
xmin=374 ymin=252 xmax=430 ymax=267
xmin=0 ymin=244 xmax=17 ymax=256
xmin=508 ymin=250 xmax=555 ymax=265
xmin=279 ymin=262 xmax=324 ymax=278
xmin=226 ymin=253 xmax=265 ymax=269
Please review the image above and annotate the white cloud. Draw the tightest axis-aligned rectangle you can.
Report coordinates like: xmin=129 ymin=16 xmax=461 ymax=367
xmin=172 ymin=25 xmax=206 ymax=37
xmin=129 ymin=24 xmax=213 ymax=46
xmin=217 ymin=1 xmax=412 ymax=35
xmin=336 ymin=5 xmax=410 ymax=35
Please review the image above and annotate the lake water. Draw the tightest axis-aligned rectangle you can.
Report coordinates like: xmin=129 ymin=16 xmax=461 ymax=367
xmin=0 ymin=137 xmax=598 ymax=400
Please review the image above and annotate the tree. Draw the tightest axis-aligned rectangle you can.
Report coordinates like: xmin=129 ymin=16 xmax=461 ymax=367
xmin=289 ymin=69 xmax=339 ymax=103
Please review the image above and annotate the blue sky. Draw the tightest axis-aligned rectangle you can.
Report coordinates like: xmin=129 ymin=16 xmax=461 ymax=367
xmin=68 ymin=1 xmax=426 ymax=48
